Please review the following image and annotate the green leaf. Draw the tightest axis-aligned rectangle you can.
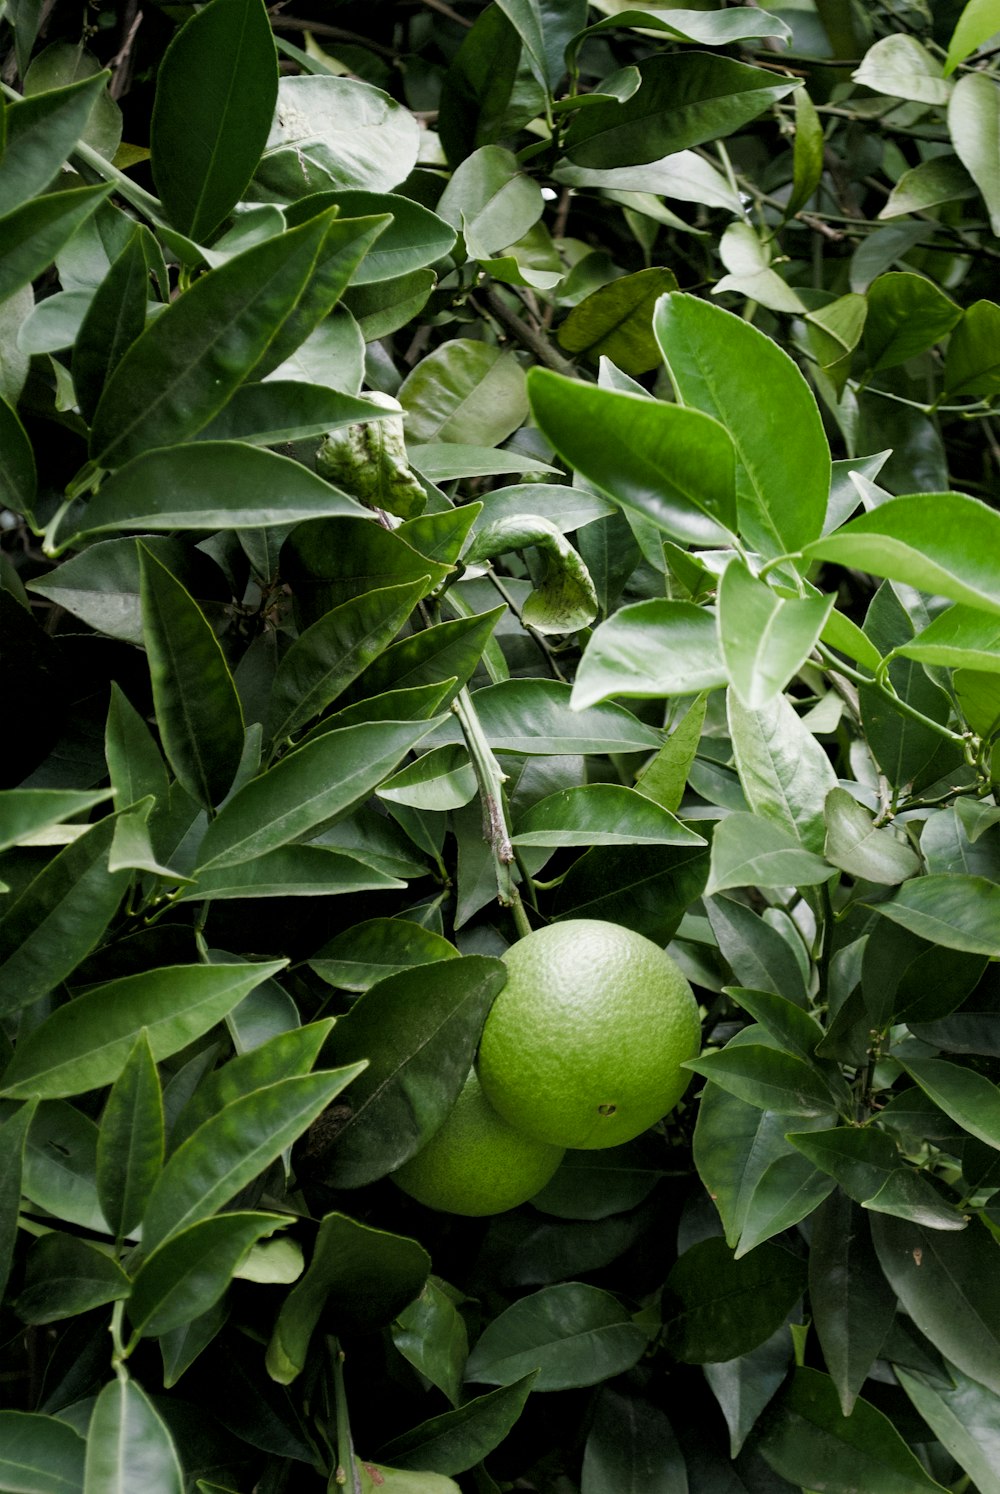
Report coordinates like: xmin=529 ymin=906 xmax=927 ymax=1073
xmin=464 ymin=1283 xmax=646 ymax=1391
xmin=728 ymin=690 xmax=838 ymax=854
xmin=141 ymin=1066 xmax=364 ymax=1252
xmin=945 ymin=0 xmax=1000 ymax=72
xmin=872 ymin=1213 xmax=1000 ymax=1396
xmin=513 ymin=784 xmax=705 ymax=849
xmin=182 ymin=844 xmax=404 ymax=901
xmin=254 ymin=74 xmax=420 ymax=198
xmin=342 ymin=608 xmax=501 ymax=712
xmin=0 ymin=72 xmax=108 ymax=215
xmin=874 ymin=873 xmax=1000 ymax=956
xmin=406 ymin=444 xmax=558 ymax=482
xmin=83 ymin=1376 xmax=184 ymax=1494
xmin=719 ymin=561 xmax=833 ymax=709
xmin=862 ymin=1168 xmax=968 ymax=1230
xmin=707 ymin=814 xmax=834 ymax=895
xmin=945 ymin=299 xmax=1000 ymax=397
xmin=21 ymin=1101 xmax=105 ymax=1232
xmin=129 ymin=1212 xmax=287 ymax=1339
xmin=88 ymin=208 xmax=344 ymax=466
xmin=655 ymin=292 xmax=830 ymax=557
xmin=429 ymin=679 xmax=663 ymax=756
xmin=295 ymin=190 xmax=455 ymax=283
xmin=0 ymin=813 xmax=130 ymax=1018
xmin=473 ymin=484 xmax=615 ymax=536
xmin=757 ymin=1367 xmax=947 ymax=1493
xmin=572 ymin=601 xmax=726 ymax=709
xmin=266 ymin=1213 xmax=430 ymax=1383
xmin=399 ymin=340 xmax=527 ymax=447
xmin=266 ymin=579 xmax=426 ymax=746
xmin=0 ymin=1411 xmax=85 ymax=1494
xmin=282 ymin=513 xmax=450 ymax=628
xmin=392 ymin=1278 xmax=469 ymax=1408
xmin=949 ymin=72 xmax=1000 ymax=234
xmin=665 ymin=1236 xmax=806 ymax=1363
xmin=0 ymin=392 xmax=36 ymax=523
xmin=571 ymin=6 xmax=790 ymax=59
xmin=880 ymin=156 xmax=977 ymax=220
xmin=378 ymin=1374 xmax=537 ymax=1475
xmin=707 ymin=897 xmax=808 ymax=1004
xmin=581 ymin=1384 xmax=687 ymax=1494
xmin=788 ymin=86 xmax=824 ymax=216
xmin=150 ymin=0 xmax=277 ymax=241
xmin=0 ymin=788 xmax=112 ymax=852
xmin=199 ymin=383 xmax=394 ymax=448
xmin=195 ymin=716 xmax=440 ymax=869
xmin=312 ymin=955 xmax=506 ymax=1187
xmin=808 ymin=1191 xmax=896 ymax=1416
xmin=0 ymin=1102 xmax=36 ymax=1304
xmin=527 ymin=369 xmax=735 ymax=543
xmin=684 ymin=1045 xmax=838 ymax=1117
xmin=896 ymin=603 xmax=1000 ymax=673
xmin=138 ymin=543 xmax=244 ymax=810
xmin=823 ymin=787 xmax=921 ymax=885
xmin=861 ymin=272 xmax=962 ymax=373
xmin=552 ymin=841 xmax=708 ymax=945
xmin=899 ymin=1057 xmax=1000 ymax=1152
xmin=72 ymin=229 xmax=154 ymax=426
xmin=1 ymin=961 xmax=286 ymax=1100
xmin=309 ymin=918 xmax=459 ymax=992
xmin=562 ymin=54 xmax=797 ymax=168
xmin=896 ymin=1360 xmax=1000 ymax=1494
xmin=465 ymin=516 xmax=598 ymax=636
xmin=15 ymin=1231 xmax=130 ymax=1323
xmin=853 ymin=34 xmax=950 ymax=104
xmin=96 ymin=1031 xmax=164 ymax=1238
xmin=556 ymin=267 xmax=678 ymax=376
xmin=377 ymin=747 xmax=477 ymax=813
xmin=436 ymin=145 xmax=543 ymax=256
xmin=0 ymin=183 xmax=111 ymax=303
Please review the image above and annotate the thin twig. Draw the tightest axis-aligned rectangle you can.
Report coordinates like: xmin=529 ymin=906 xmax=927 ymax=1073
xmin=421 ymin=0 xmax=473 ymax=25
xmin=472 ymin=287 xmax=578 ymax=378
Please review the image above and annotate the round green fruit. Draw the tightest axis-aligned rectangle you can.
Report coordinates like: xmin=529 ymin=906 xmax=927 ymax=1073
xmin=477 ymin=918 xmax=701 ymax=1150
xmin=391 ymin=1068 xmax=564 ymax=1216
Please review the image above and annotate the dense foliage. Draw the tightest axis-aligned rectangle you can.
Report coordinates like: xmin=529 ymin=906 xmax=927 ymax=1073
xmin=3 ymin=0 xmax=1000 ymax=1489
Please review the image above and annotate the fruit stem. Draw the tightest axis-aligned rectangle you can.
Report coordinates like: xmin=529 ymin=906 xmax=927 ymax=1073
xmin=328 ymin=1338 xmax=362 ymax=1494
xmin=451 ymin=687 xmax=534 ymax=939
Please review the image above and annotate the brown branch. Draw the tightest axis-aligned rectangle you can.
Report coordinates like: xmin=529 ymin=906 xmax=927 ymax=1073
xmin=471 ymin=286 xmax=578 ymax=378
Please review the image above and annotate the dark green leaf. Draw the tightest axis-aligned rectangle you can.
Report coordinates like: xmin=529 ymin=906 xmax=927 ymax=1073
xmin=266 ymin=1212 xmax=430 ymax=1383
xmin=0 ymin=72 xmax=108 ymax=215
xmin=309 ymin=919 xmax=459 ymax=992
xmin=706 ymin=896 xmax=808 ymax=1004
xmin=756 ymin=1368 xmax=947 ymax=1493
xmin=874 ymin=874 xmax=1000 ymax=955
xmin=553 ymin=842 xmax=709 ymax=945
xmin=531 ymin=1138 xmax=665 ymax=1221
xmin=685 ymin=1045 xmax=839 ymax=1118
xmin=182 ymin=845 xmax=404 ymax=901
xmin=198 ymin=383 xmax=391 ymax=447
xmin=581 ymin=1384 xmax=687 ymax=1494
xmin=96 ymin=1031 xmax=163 ymax=1239
xmin=392 ymin=1278 xmax=469 ymax=1408
xmin=129 ymin=1212 xmax=287 ymax=1339
xmin=0 ymin=391 xmax=37 ymax=522
xmin=0 ymin=1411 xmax=85 ymax=1494
xmin=808 ymin=1191 xmax=897 ymax=1415
xmin=1 ymin=960 xmax=286 ymax=1100
xmin=557 ymin=268 xmax=678 ymax=375
xmin=572 ymin=601 xmax=726 ymax=709
xmin=706 ymin=814 xmax=834 ymax=895
xmin=281 ymin=514 xmax=450 ymax=628
xmin=895 ymin=1360 xmax=1000 ymax=1494
xmin=0 ymin=184 xmax=111 ymax=303
xmin=430 ymin=679 xmax=663 ymax=755
xmin=83 ymin=1376 xmax=184 ymax=1493
xmin=0 ymin=1102 xmax=36 ymax=1304
xmin=378 ymin=1374 xmax=537 ymax=1475
xmin=824 ymin=787 xmax=921 ymax=884
xmin=150 ymin=0 xmax=277 ymax=241
xmin=513 ymin=784 xmax=704 ymax=849
xmin=312 ymin=955 xmax=506 ymax=1187
xmin=899 ymin=1056 xmax=1000 ymax=1151
xmin=862 ymin=272 xmax=962 ymax=372
xmin=665 ymin=1236 xmax=807 ymax=1363
xmin=21 ymin=1101 xmax=104 ymax=1232
xmin=72 ymin=229 xmax=153 ymax=424
xmin=0 ymin=789 xmax=112 ymax=852
xmin=464 ymin=1283 xmax=646 ymax=1390
xmin=944 ymin=299 xmax=1000 ymax=396
xmin=16 ymin=1231 xmax=130 ymax=1323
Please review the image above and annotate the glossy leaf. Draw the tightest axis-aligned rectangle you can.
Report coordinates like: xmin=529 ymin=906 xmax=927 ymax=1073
xmin=862 ymin=272 xmax=962 ymax=372
xmin=684 ymin=1045 xmax=838 ymax=1117
xmin=281 ymin=513 xmax=449 ymax=627
xmin=872 ymin=1213 xmax=1000 ymax=1395
xmin=0 ymin=72 xmax=108 ymax=215
xmin=562 ymin=54 xmax=796 ymax=168
xmin=429 ymin=679 xmax=663 ymax=755
xmin=806 ymin=492 xmax=1000 ymax=614
xmin=1 ymin=961 xmax=286 ymax=1100
xmin=83 ymin=1376 xmax=184 ymax=1494
xmin=436 ymin=145 xmax=543 ymax=256
xmin=0 ymin=788 xmax=112 ymax=852
xmin=150 ymin=0 xmax=277 ymax=241
xmin=899 ymin=1056 xmax=1000 ymax=1151
xmin=728 ymin=690 xmax=837 ymax=854
xmin=513 ymin=784 xmax=704 ymax=849
xmin=718 ymin=561 xmax=833 ymax=708
xmin=398 ymin=340 xmax=527 ymax=447
xmin=141 ymin=1066 xmax=364 ymax=1252
xmin=581 ymin=1383 xmax=688 ymax=1494
xmin=378 ymin=747 xmax=477 ymax=813
xmin=874 ymin=873 xmax=1000 ymax=955
xmin=707 ymin=813 xmax=834 ymax=895
xmin=757 ymin=1368 xmax=947 ymax=1493
xmin=392 ymin=1278 xmax=469 ymax=1408
xmin=854 ymin=34 xmax=950 ymax=103
xmin=665 ymin=1236 xmax=806 ymax=1364
xmin=129 ymin=1212 xmax=287 ymax=1339
xmin=944 ymin=299 xmax=1000 ymax=396
xmin=195 ymin=716 xmax=439 ymax=869
xmin=267 ymin=579 xmax=426 ymax=745
xmin=96 ymin=1031 xmax=164 ymax=1238
xmin=0 ymin=392 xmax=36 ymax=523
xmin=464 ymin=1283 xmax=646 ymax=1390
xmin=16 ymin=1231 xmax=130 ymax=1323
xmin=72 ymin=228 xmax=156 ymax=426
xmin=139 ymin=543 xmax=244 ymax=810
xmin=198 ymin=382 xmax=392 ymax=447
xmin=572 ymin=601 xmax=726 ymax=709
xmin=896 ymin=603 xmax=1000 ymax=673
xmin=707 ymin=895 xmax=808 ymax=1004
xmin=0 ymin=1411 xmax=86 ymax=1494
xmin=949 ymin=72 xmax=1000 ymax=235
xmin=557 ymin=267 xmax=678 ymax=375
xmin=255 ymin=74 xmax=420 ymax=198
xmin=266 ymin=1213 xmax=430 ymax=1383
xmin=182 ymin=844 xmax=404 ymax=901
xmin=88 ymin=208 xmax=340 ymax=466
xmin=378 ymin=1374 xmax=537 ymax=1475
xmin=312 ymin=955 xmax=506 ymax=1187
xmin=808 ymin=1191 xmax=896 ymax=1416
xmin=824 ymin=786 xmax=921 ymax=884
xmin=655 ymin=293 xmax=829 ymax=557
xmin=0 ymin=813 xmax=130 ymax=1018
xmin=0 ymin=184 xmax=111 ymax=304
xmin=309 ymin=918 xmax=459 ymax=992
xmin=896 ymin=1360 xmax=1000 ymax=1494
xmin=528 ymin=368 xmax=735 ymax=542
xmin=0 ymin=1102 xmax=35 ymax=1304
xmin=407 ymin=444 xmax=558 ymax=481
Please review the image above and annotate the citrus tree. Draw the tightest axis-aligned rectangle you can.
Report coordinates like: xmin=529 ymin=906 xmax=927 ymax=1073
xmin=2 ymin=0 xmax=1000 ymax=1489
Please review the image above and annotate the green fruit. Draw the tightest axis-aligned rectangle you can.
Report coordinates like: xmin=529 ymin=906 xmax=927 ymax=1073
xmin=391 ymin=1069 xmax=564 ymax=1216
xmin=477 ymin=919 xmax=701 ymax=1150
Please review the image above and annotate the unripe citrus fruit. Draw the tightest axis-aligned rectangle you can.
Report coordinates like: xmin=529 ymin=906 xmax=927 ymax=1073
xmin=477 ymin=919 xmax=700 ymax=1150
xmin=391 ymin=1069 xmax=564 ymax=1216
